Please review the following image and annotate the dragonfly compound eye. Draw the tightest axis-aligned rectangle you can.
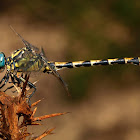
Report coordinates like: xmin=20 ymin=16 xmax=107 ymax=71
xmin=0 ymin=52 xmax=5 ymax=72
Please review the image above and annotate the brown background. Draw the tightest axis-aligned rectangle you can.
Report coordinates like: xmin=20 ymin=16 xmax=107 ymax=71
xmin=0 ymin=1 xmax=140 ymax=139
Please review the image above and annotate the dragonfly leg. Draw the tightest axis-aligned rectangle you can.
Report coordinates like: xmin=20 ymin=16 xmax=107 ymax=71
xmin=10 ymin=74 xmax=17 ymax=84
xmin=4 ymin=85 xmax=14 ymax=92
xmin=0 ymin=73 xmax=9 ymax=89
xmin=6 ymin=74 xmax=19 ymax=93
xmin=13 ymin=75 xmax=36 ymax=104
xmin=0 ymin=75 xmax=6 ymax=85
xmin=3 ymin=73 xmax=21 ymax=92
xmin=23 ymin=74 xmax=37 ymax=103
xmin=27 ymin=81 xmax=36 ymax=104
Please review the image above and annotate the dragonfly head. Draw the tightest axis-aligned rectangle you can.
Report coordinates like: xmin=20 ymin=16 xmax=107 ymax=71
xmin=0 ymin=52 xmax=5 ymax=72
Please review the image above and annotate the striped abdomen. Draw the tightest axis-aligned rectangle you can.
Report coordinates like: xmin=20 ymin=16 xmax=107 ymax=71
xmin=54 ymin=57 xmax=140 ymax=70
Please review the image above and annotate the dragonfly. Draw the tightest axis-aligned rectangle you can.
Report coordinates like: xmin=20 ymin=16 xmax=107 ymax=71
xmin=0 ymin=26 xmax=71 ymax=100
xmin=0 ymin=26 xmax=139 ymax=101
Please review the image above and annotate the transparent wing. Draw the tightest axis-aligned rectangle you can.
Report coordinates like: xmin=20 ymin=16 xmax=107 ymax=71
xmin=10 ymin=25 xmax=44 ymax=72
xmin=17 ymin=49 xmax=44 ymax=72
xmin=10 ymin=25 xmax=39 ymax=54
xmin=10 ymin=25 xmax=70 ymax=95
xmin=40 ymin=48 xmax=70 ymax=96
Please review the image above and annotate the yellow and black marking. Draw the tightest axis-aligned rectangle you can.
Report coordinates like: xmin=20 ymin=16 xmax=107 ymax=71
xmin=54 ymin=57 xmax=140 ymax=70
xmin=6 ymin=47 xmax=26 ymax=72
xmin=6 ymin=48 xmax=140 ymax=75
xmin=6 ymin=47 xmax=44 ymax=73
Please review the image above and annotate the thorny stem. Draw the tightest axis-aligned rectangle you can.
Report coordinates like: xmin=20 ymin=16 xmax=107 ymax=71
xmin=0 ymin=75 xmax=68 ymax=140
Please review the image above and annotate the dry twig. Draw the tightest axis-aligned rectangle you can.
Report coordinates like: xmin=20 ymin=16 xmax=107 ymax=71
xmin=0 ymin=75 xmax=67 ymax=140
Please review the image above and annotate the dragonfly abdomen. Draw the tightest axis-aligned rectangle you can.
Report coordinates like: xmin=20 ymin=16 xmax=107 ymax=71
xmin=54 ymin=57 xmax=140 ymax=70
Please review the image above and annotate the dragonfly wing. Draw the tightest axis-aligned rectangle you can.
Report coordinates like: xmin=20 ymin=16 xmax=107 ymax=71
xmin=40 ymin=49 xmax=70 ymax=96
xmin=22 ymin=39 xmax=39 ymax=54
xmin=40 ymin=47 xmax=47 ymax=57
xmin=10 ymin=25 xmax=39 ymax=53
xmin=10 ymin=26 xmax=44 ymax=72
xmin=12 ymin=46 xmax=43 ymax=72
xmin=46 ymin=60 xmax=70 ymax=96
xmin=52 ymin=68 xmax=70 ymax=96
xmin=10 ymin=26 xmax=70 ymax=95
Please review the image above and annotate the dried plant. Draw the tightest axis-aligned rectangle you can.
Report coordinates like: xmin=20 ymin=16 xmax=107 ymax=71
xmin=0 ymin=75 xmax=67 ymax=140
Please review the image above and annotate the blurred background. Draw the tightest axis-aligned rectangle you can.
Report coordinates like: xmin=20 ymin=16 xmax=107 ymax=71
xmin=0 ymin=0 xmax=140 ymax=139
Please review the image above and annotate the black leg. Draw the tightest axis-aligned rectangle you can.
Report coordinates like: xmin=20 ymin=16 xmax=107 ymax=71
xmin=4 ymin=85 xmax=14 ymax=92
xmin=0 ymin=75 xmax=6 ymax=85
xmin=24 ymin=74 xmax=27 ymax=80
xmin=21 ymin=73 xmax=23 ymax=78
xmin=14 ymin=74 xmax=21 ymax=83
xmin=13 ymin=75 xmax=36 ymax=104
xmin=0 ymin=73 xmax=9 ymax=89
xmin=10 ymin=74 xmax=16 ymax=84
xmin=5 ymin=75 xmax=18 ymax=93
xmin=27 ymin=81 xmax=36 ymax=99
xmin=0 ymin=73 xmax=18 ymax=92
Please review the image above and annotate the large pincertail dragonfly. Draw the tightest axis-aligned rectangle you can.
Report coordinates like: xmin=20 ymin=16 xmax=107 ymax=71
xmin=0 ymin=26 xmax=139 ymax=101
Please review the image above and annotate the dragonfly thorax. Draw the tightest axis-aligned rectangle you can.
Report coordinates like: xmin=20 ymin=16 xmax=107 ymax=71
xmin=0 ymin=52 xmax=5 ymax=72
